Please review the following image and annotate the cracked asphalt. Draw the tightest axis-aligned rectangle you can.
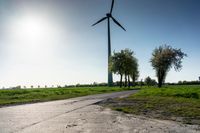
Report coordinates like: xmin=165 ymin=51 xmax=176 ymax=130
xmin=0 ymin=90 xmax=199 ymax=133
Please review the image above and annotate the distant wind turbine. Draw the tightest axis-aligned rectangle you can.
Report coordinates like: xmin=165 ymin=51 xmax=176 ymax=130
xmin=92 ymin=0 xmax=126 ymax=86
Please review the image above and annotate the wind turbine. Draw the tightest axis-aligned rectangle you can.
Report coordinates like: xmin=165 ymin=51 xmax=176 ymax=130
xmin=92 ymin=0 xmax=126 ymax=86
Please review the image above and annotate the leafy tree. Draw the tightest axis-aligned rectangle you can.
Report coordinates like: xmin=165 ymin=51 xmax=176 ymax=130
xmin=118 ymin=49 xmax=139 ymax=87
xmin=110 ymin=49 xmax=139 ymax=88
xmin=12 ymin=85 xmax=21 ymax=89
xmin=145 ymin=76 xmax=151 ymax=87
xmin=110 ymin=50 xmax=126 ymax=87
xmin=130 ymin=57 xmax=139 ymax=87
xmin=150 ymin=45 xmax=187 ymax=87
xmin=123 ymin=49 xmax=133 ymax=87
xmin=144 ymin=76 xmax=157 ymax=86
xmin=178 ymin=81 xmax=183 ymax=84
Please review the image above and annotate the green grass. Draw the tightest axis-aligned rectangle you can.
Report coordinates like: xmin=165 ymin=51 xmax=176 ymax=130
xmin=103 ymin=85 xmax=200 ymax=125
xmin=0 ymin=87 xmax=133 ymax=107
xmin=136 ymin=85 xmax=200 ymax=99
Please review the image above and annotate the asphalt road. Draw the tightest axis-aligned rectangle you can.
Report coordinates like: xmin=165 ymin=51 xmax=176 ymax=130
xmin=0 ymin=90 xmax=139 ymax=133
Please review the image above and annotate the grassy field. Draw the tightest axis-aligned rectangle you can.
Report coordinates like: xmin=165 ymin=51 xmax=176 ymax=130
xmin=101 ymin=85 xmax=200 ymax=125
xmin=0 ymin=87 xmax=133 ymax=107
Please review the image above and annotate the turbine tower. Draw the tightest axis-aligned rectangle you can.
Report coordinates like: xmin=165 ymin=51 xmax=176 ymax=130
xmin=92 ymin=0 xmax=126 ymax=86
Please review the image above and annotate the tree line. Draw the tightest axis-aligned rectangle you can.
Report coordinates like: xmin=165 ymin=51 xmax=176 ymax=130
xmin=110 ymin=44 xmax=187 ymax=88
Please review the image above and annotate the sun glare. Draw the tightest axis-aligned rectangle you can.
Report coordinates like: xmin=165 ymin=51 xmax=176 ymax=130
xmin=11 ymin=15 xmax=50 ymax=42
xmin=20 ymin=17 xmax=45 ymax=38
xmin=5 ymin=13 xmax=60 ymax=62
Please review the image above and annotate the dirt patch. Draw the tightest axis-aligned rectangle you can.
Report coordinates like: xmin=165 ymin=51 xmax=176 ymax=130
xmin=97 ymin=97 xmax=200 ymax=125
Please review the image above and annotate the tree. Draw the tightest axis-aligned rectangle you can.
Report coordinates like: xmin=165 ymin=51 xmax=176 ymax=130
xmin=145 ymin=76 xmax=152 ymax=87
xmin=12 ymin=85 xmax=21 ymax=89
xmin=130 ymin=57 xmax=139 ymax=87
xmin=144 ymin=76 xmax=157 ymax=86
xmin=150 ymin=45 xmax=187 ymax=87
xmin=119 ymin=49 xmax=139 ymax=88
xmin=110 ymin=50 xmax=126 ymax=87
xmin=123 ymin=49 xmax=133 ymax=87
xmin=110 ymin=49 xmax=139 ymax=88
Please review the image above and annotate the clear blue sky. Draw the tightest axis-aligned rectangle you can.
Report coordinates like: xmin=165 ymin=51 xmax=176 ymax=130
xmin=0 ymin=0 xmax=199 ymax=88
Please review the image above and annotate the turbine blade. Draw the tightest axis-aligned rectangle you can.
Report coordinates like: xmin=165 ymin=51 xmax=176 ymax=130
xmin=111 ymin=16 xmax=126 ymax=31
xmin=92 ymin=17 xmax=107 ymax=26
xmin=110 ymin=0 xmax=115 ymax=14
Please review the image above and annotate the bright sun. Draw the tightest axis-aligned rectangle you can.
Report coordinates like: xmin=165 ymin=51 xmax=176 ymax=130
xmin=6 ymin=13 xmax=58 ymax=59
xmin=20 ymin=16 xmax=45 ymax=39
xmin=9 ymin=14 xmax=51 ymax=43
xmin=16 ymin=16 xmax=48 ymax=41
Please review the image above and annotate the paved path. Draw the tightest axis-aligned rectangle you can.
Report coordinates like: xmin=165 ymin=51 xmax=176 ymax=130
xmin=0 ymin=90 xmax=199 ymax=133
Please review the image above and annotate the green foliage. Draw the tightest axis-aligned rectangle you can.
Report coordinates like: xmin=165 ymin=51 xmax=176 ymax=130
xmin=150 ymin=45 xmax=187 ymax=87
xmin=110 ymin=49 xmax=139 ymax=87
xmin=177 ymin=80 xmax=200 ymax=85
xmin=135 ymin=85 xmax=200 ymax=99
xmin=144 ymin=76 xmax=157 ymax=86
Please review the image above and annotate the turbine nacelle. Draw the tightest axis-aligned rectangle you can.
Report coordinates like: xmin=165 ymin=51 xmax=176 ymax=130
xmin=92 ymin=15 xmax=126 ymax=31
xmin=92 ymin=0 xmax=126 ymax=31
xmin=106 ymin=13 xmax=112 ymax=18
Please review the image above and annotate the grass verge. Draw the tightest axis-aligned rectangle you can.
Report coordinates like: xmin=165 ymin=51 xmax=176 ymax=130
xmin=100 ymin=85 xmax=200 ymax=125
xmin=0 ymin=87 xmax=134 ymax=107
